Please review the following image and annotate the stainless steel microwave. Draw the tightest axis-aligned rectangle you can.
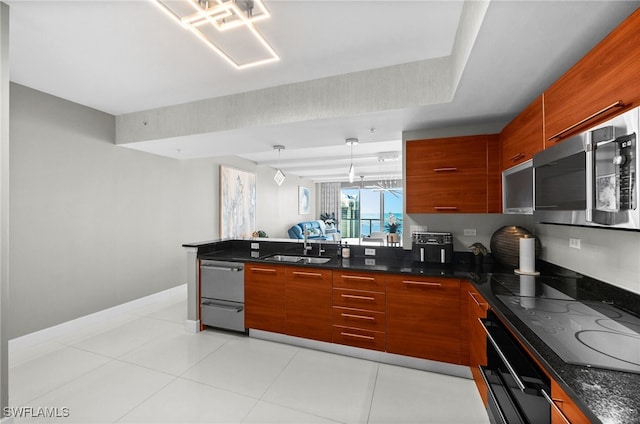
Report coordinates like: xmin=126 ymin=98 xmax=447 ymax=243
xmin=502 ymin=160 xmax=533 ymax=215
xmin=533 ymin=106 xmax=639 ymax=230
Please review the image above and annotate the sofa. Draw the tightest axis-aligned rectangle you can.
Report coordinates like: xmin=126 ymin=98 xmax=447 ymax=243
xmin=288 ymin=220 xmax=335 ymax=240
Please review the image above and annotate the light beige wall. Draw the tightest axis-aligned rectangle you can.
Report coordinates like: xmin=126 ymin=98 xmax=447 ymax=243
xmin=8 ymin=84 xmax=312 ymax=339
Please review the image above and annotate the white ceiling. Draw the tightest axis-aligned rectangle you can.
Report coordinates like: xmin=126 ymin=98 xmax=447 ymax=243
xmin=6 ymin=0 xmax=640 ymax=182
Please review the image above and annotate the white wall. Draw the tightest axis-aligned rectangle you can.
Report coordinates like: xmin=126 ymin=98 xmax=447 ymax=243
xmin=9 ymin=84 xmax=314 ymax=339
xmin=534 ymin=224 xmax=640 ymax=295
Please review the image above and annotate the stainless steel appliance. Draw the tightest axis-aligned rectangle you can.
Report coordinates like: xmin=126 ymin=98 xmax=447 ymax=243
xmin=533 ymin=106 xmax=639 ymax=229
xmin=481 ymin=310 xmax=551 ymax=424
xmin=200 ymin=260 xmax=245 ymax=332
xmin=411 ymin=232 xmax=453 ymax=264
xmin=502 ymin=159 xmax=533 ymax=215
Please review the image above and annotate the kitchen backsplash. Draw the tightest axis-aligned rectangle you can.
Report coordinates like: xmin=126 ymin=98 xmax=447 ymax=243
xmin=404 ymin=213 xmax=639 ymax=296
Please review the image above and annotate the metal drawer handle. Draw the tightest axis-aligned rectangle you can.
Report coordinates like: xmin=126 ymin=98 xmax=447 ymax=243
xmin=201 ymin=301 xmax=243 ymax=313
xmin=341 ymin=332 xmax=375 ymax=340
xmin=292 ymin=271 xmax=323 ymax=278
xmin=341 ymin=313 xmax=375 ymax=321
xmin=402 ymin=280 xmax=442 ymax=287
xmin=433 ymin=206 xmax=458 ymax=211
xmin=250 ymin=267 xmax=277 ymax=273
xmin=342 ymin=275 xmax=375 ymax=281
xmin=434 ymin=167 xmax=458 ymax=172
xmin=201 ymin=265 xmax=243 ymax=272
xmin=548 ymin=100 xmax=625 ymax=140
xmin=468 ymin=292 xmax=487 ymax=308
xmin=341 ymin=294 xmax=375 ymax=301
xmin=541 ymin=389 xmax=571 ymax=424
xmin=478 ymin=366 xmax=509 ymax=424
xmin=480 ymin=318 xmax=526 ymax=392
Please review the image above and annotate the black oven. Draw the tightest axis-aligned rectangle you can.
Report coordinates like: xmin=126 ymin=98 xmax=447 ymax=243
xmin=480 ymin=311 xmax=551 ymax=424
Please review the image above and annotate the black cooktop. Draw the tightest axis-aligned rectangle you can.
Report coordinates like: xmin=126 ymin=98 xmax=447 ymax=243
xmin=491 ymin=273 xmax=640 ymax=374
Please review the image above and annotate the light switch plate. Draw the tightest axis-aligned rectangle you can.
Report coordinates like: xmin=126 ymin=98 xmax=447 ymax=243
xmin=365 ymin=248 xmax=376 ymax=256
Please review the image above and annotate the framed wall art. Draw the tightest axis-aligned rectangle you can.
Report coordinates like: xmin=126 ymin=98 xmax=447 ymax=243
xmin=298 ymin=186 xmax=310 ymax=215
xmin=220 ymin=165 xmax=256 ymax=238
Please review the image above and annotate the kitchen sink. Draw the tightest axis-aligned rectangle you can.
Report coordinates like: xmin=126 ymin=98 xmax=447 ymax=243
xmin=261 ymin=254 xmax=332 ymax=264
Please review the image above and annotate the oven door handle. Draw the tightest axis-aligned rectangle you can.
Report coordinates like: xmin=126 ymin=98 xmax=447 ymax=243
xmin=480 ymin=318 xmax=527 ymax=392
xmin=478 ymin=366 xmax=509 ymax=424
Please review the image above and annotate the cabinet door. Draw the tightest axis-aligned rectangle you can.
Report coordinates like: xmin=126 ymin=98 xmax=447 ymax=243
xmin=500 ymin=95 xmax=544 ymax=170
xmin=544 ymin=9 xmax=640 ymax=144
xmin=466 ymin=284 xmax=489 ymax=407
xmin=244 ymin=263 xmax=285 ymax=333
xmin=406 ymin=135 xmax=499 ymax=213
xmin=550 ymin=380 xmax=590 ymax=424
xmin=285 ymin=267 xmax=333 ymax=342
xmin=386 ymin=275 xmax=461 ymax=364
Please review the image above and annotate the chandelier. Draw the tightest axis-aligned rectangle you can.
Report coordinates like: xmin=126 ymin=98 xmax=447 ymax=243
xmin=152 ymin=0 xmax=279 ymax=69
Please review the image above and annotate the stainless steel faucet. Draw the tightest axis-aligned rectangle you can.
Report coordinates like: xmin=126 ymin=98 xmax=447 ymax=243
xmin=303 ymin=224 xmax=312 ymax=255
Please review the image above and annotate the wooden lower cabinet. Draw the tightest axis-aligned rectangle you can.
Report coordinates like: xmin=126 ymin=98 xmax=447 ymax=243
xmin=550 ymin=380 xmax=590 ymax=424
xmin=465 ymin=283 xmax=489 ymax=407
xmin=332 ymin=271 xmax=386 ymax=351
xmin=386 ymin=275 xmax=461 ymax=364
xmin=244 ymin=263 xmax=286 ymax=333
xmin=285 ymin=267 xmax=333 ymax=342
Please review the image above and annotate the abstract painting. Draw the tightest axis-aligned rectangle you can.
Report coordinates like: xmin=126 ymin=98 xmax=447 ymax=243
xmin=220 ymin=166 xmax=256 ymax=238
xmin=299 ymin=186 xmax=310 ymax=215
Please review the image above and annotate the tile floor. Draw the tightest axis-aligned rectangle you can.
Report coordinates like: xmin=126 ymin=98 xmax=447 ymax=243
xmin=8 ymin=288 xmax=490 ymax=424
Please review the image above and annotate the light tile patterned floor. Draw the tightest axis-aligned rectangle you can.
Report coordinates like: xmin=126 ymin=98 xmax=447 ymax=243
xmin=8 ymin=288 xmax=490 ymax=424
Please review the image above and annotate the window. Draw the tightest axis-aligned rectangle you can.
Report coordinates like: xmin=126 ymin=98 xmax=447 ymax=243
xmin=340 ymin=186 xmax=403 ymax=240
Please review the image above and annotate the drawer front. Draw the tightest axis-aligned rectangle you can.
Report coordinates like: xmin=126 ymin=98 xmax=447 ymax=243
xmin=332 ymin=307 xmax=385 ymax=333
xmin=333 ymin=271 xmax=385 ymax=291
xmin=245 ymin=263 xmax=286 ymax=284
xmin=201 ymin=300 xmax=245 ymax=332
xmin=332 ymin=326 xmax=385 ymax=352
xmin=333 ymin=288 xmax=385 ymax=312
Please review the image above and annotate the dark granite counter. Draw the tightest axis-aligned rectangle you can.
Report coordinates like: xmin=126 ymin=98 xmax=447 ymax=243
xmin=186 ymin=239 xmax=640 ymax=424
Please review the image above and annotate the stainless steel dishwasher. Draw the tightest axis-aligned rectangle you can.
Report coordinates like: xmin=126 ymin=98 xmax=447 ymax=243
xmin=200 ymin=260 xmax=245 ymax=332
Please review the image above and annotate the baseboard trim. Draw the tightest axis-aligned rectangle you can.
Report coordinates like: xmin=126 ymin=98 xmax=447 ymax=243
xmin=9 ymin=284 xmax=187 ymax=351
xmin=184 ymin=319 xmax=200 ymax=334
xmin=249 ymin=329 xmax=472 ymax=380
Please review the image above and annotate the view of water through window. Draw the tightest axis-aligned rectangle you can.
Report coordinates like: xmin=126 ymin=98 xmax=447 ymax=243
xmin=340 ymin=187 xmax=403 ymax=239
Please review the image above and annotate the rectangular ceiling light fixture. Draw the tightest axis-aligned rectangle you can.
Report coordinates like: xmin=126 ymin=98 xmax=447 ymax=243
xmin=152 ymin=0 xmax=279 ymax=69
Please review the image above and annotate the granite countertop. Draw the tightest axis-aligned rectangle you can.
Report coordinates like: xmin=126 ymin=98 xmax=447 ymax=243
xmin=188 ymin=239 xmax=640 ymax=424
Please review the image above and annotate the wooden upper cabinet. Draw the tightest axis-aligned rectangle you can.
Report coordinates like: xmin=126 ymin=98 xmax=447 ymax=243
xmin=544 ymin=9 xmax=640 ymax=145
xmin=405 ymin=135 xmax=500 ymax=214
xmin=500 ymin=95 xmax=544 ymax=170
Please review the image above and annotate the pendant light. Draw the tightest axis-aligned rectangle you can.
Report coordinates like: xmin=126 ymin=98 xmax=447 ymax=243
xmin=346 ymin=138 xmax=358 ymax=183
xmin=273 ymin=145 xmax=286 ymax=186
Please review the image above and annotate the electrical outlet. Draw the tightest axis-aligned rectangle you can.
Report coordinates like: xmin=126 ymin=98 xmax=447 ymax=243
xmin=569 ymin=238 xmax=581 ymax=249
xmin=464 ymin=229 xmax=477 ymax=236
xmin=365 ymin=248 xmax=376 ymax=256
xmin=365 ymin=258 xmax=376 ymax=266
xmin=251 ymin=242 xmax=259 ymax=250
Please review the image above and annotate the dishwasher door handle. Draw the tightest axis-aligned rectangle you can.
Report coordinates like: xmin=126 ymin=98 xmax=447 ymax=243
xmin=201 ymin=265 xmax=243 ymax=272
xmin=201 ymin=301 xmax=244 ymax=313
